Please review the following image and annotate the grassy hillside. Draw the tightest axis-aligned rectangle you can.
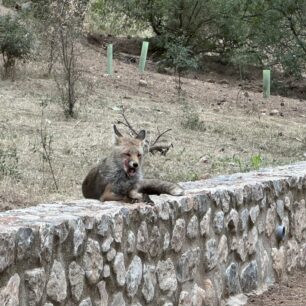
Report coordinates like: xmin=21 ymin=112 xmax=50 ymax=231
xmin=0 ymin=41 xmax=306 ymax=210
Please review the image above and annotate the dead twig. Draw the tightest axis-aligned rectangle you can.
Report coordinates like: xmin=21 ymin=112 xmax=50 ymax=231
xmin=116 ymin=109 xmax=174 ymax=156
xmin=149 ymin=143 xmax=173 ymax=155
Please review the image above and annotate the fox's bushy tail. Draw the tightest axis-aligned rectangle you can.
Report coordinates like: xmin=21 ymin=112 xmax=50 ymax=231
xmin=138 ymin=179 xmax=184 ymax=196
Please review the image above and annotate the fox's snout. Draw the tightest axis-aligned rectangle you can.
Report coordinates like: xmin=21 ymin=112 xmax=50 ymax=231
xmin=129 ymin=160 xmax=139 ymax=168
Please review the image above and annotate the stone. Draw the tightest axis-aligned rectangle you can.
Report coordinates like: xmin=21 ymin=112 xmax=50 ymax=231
xmin=178 ymin=291 xmax=190 ymax=306
xmin=287 ymin=239 xmax=299 ymax=273
xmin=293 ymin=205 xmax=306 ymax=242
xmin=69 ymin=261 xmax=85 ymax=302
xmin=276 ymin=200 xmax=285 ymax=220
xmin=203 ymin=279 xmax=216 ymax=306
xmin=0 ymin=231 xmax=16 ymax=273
xmin=16 ymin=227 xmax=35 ymax=260
xmin=257 ymin=219 xmax=265 ymax=234
xmin=234 ymin=188 xmax=244 ymax=206
xmin=299 ymin=243 xmax=306 ymax=268
xmin=126 ymin=255 xmax=143 ymax=297
xmin=180 ymin=197 xmax=194 ymax=212
xmin=284 ymin=195 xmax=292 ymax=211
xmin=113 ymin=252 xmax=126 ymax=286
xmin=225 ymin=263 xmax=241 ymax=295
xmin=177 ymin=247 xmax=200 ymax=282
xmin=230 ymin=236 xmax=238 ymax=251
xmin=83 ymin=216 xmax=95 ymax=230
xmin=97 ymin=215 xmax=111 ymax=236
xmin=110 ymin=292 xmax=125 ymax=306
xmin=112 ymin=213 xmax=123 ymax=243
xmin=127 ymin=231 xmax=136 ymax=253
xmin=72 ymin=219 xmax=86 ymax=256
xmin=83 ymin=239 xmax=104 ymax=284
xmin=163 ymin=231 xmax=170 ymax=250
xmin=0 ymin=273 xmax=20 ymax=306
xmin=220 ymin=190 xmax=231 ymax=213
xmin=142 ymin=264 xmax=156 ymax=303
xmin=204 ymin=239 xmax=217 ymax=271
xmin=97 ymin=281 xmax=108 ymax=306
xmin=237 ymin=237 xmax=247 ymax=262
xmin=218 ymin=235 xmax=229 ymax=263
xmin=187 ymin=215 xmax=199 ymax=239
xmin=273 ymin=180 xmax=283 ymax=196
xmin=249 ymin=205 xmax=260 ymax=224
xmin=156 ymin=258 xmax=177 ymax=292
xmin=247 ymin=227 xmax=258 ymax=255
xmin=272 ymin=246 xmax=286 ymax=280
xmin=191 ymin=284 xmax=206 ymax=306
xmin=171 ymin=218 xmax=186 ymax=252
xmin=157 ymin=200 xmax=170 ymax=220
xmin=270 ymin=109 xmax=279 ymax=116
xmin=106 ymin=248 xmax=116 ymax=262
xmin=44 ymin=304 xmax=54 ymax=306
xmin=137 ymin=221 xmax=149 ymax=253
xmin=240 ymin=261 xmax=258 ymax=292
xmin=139 ymin=79 xmax=148 ymax=87
xmin=239 ymin=208 xmax=249 ymax=232
xmin=200 ymin=208 xmax=211 ymax=236
xmin=213 ymin=211 xmax=224 ymax=234
xmin=103 ymin=264 xmax=110 ymax=278
xmin=101 ymin=235 xmax=114 ymax=253
xmin=24 ymin=268 xmax=46 ymax=305
xmin=54 ymin=222 xmax=69 ymax=243
xmin=47 ymin=260 xmax=67 ymax=302
xmin=79 ymin=297 xmax=92 ymax=306
xmin=39 ymin=224 xmax=54 ymax=263
xmin=149 ymin=226 xmax=161 ymax=257
xmin=251 ymin=184 xmax=264 ymax=202
xmin=265 ymin=206 xmax=276 ymax=237
xmin=226 ymin=209 xmax=239 ymax=232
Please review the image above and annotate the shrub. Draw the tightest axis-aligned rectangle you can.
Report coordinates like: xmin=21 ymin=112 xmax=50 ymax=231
xmin=0 ymin=15 xmax=33 ymax=79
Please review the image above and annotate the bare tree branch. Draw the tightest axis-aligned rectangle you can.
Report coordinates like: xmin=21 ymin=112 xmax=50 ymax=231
xmin=116 ymin=109 xmax=174 ymax=156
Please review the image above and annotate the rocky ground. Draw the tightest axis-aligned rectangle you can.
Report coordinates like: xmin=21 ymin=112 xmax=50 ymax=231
xmin=247 ymin=269 xmax=306 ymax=306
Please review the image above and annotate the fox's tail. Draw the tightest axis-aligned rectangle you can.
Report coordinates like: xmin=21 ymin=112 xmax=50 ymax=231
xmin=138 ymin=179 xmax=184 ymax=196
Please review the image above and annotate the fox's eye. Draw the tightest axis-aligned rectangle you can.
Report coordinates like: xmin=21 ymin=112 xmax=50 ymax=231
xmin=137 ymin=153 xmax=142 ymax=158
xmin=125 ymin=153 xmax=131 ymax=157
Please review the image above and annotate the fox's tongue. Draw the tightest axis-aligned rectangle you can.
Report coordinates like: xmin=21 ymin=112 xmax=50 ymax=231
xmin=128 ymin=168 xmax=136 ymax=176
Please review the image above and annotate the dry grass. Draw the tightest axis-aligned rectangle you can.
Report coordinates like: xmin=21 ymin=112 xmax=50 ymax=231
xmin=0 ymin=42 xmax=306 ymax=210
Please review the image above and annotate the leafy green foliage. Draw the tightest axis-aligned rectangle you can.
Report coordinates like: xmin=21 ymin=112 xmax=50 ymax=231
xmin=160 ymin=36 xmax=198 ymax=90
xmin=92 ymin=0 xmax=306 ymax=79
xmin=0 ymin=15 xmax=33 ymax=78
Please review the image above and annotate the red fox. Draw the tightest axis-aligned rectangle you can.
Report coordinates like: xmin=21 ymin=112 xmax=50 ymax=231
xmin=82 ymin=125 xmax=184 ymax=203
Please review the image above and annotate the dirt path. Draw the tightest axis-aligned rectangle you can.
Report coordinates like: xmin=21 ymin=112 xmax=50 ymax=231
xmin=247 ymin=269 xmax=306 ymax=306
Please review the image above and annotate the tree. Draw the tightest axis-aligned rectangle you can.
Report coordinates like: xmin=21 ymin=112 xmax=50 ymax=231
xmin=0 ymin=15 xmax=33 ymax=79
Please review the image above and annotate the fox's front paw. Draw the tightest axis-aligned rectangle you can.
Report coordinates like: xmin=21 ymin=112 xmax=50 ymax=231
xmin=129 ymin=190 xmax=144 ymax=200
xmin=170 ymin=186 xmax=185 ymax=196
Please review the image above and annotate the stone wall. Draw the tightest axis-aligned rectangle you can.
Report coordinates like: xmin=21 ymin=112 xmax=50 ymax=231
xmin=1 ymin=162 xmax=306 ymax=306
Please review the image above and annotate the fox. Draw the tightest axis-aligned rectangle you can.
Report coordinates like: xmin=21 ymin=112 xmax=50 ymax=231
xmin=82 ymin=125 xmax=184 ymax=203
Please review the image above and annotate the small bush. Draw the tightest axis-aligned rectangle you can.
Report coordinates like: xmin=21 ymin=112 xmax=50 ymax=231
xmin=159 ymin=36 xmax=198 ymax=92
xmin=181 ymin=111 xmax=206 ymax=131
xmin=0 ymin=15 xmax=33 ymax=79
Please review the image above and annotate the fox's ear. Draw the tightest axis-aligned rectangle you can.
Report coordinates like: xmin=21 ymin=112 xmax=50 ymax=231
xmin=136 ymin=130 xmax=146 ymax=141
xmin=113 ymin=125 xmax=123 ymax=145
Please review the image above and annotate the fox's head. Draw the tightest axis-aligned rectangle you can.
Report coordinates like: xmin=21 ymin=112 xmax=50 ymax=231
xmin=112 ymin=125 xmax=146 ymax=177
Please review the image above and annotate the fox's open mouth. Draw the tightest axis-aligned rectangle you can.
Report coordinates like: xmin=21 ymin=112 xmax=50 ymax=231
xmin=127 ymin=167 xmax=137 ymax=177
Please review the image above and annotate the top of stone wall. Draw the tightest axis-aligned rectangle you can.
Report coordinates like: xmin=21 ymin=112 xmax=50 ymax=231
xmin=0 ymin=161 xmax=306 ymax=232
